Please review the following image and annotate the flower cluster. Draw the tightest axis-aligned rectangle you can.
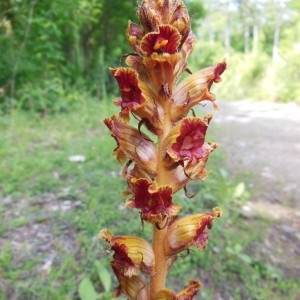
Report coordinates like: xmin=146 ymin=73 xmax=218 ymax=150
xmin=99 ymin=0 xmax=226 ymax=298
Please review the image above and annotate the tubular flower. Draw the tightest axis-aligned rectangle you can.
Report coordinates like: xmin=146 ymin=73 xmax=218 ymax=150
xmin=111 ymin=67 xmax=146 ymax=121
xmin=138 ymin=0 xmax=190 ymax=39
xmin=125 ymin=178 xmax=181 ymax=223
xmin=99 ymin=229 xmax=155 ymax=277
xmin=171 ymin=61 xmax=227 ymax=122
xmin=111 ymin=262 xmax=150 ymax=299
xmin=141 ymin=25 xmax=181 ymax=56
xmin=155 ymin=280 xmax=201 ymax=300
xmin=111 ymin=67 xmax=163 ymax=130
xmin=104 ymin=115 xmax=158 ymax=174
xmin=164 ymin=117 xmax=217 ymax=179
xmin=165 ymin=207 xmax=222 ymax=256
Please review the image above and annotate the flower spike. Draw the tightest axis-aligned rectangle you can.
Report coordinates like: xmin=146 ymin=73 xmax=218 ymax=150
xmin=101 ymin=0 xmax=225 ymax=297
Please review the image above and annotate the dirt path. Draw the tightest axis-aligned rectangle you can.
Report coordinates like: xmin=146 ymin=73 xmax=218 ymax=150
xmin=206 ymin=99 xmax=300 ymax=277
xmin=211 ymin=100 xmax=300 ymax=207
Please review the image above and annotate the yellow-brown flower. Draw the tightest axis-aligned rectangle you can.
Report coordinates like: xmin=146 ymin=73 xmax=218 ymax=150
xmin=170 ymin=61 xmax=227 ymax=122
xmin=104 ymin=115 xmax=158 ymax=174
xmin=111 ymin=262 xmax=150 ymax=299
xmin=155 ymin=280 xmax=201 ymax=299
xmin=165 ymin=207 xmax=222 ymax=256
xmin=99 ymin=229 xmax=155 ymax=277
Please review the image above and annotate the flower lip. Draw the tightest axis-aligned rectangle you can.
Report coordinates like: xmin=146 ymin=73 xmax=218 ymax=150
xmin=99 ymin=229 xmax=155 ymax=277
xmin=141 ymin=25 xmax=181 ymax=56
xmin=155 ymin=280 xmax=201 ymax=300
xmin=104 ymin=115 xmax=158 ymax=174
xmin=170 ymin=61 xmax=227 ymax=122
xmin=165 ymin=207 xmax=222 ymax=255
xmin=111 ymin=262 xmax=150 ymax=299
xmin=111 ymin=67 xmax=145 ymax=116
xmin=125 ymin=178 xmax=181 ymax=223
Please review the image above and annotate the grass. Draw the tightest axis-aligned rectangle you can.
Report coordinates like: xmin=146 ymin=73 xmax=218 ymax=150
xmin=0 ymin=97 xmax=299 ymax=300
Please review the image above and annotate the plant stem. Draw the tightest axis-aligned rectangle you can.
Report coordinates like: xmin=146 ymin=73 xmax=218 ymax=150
xmin=150 ymin=104 xmax=172 ymax=297
xmin=150 ymin=225 xmax=167 ymax=298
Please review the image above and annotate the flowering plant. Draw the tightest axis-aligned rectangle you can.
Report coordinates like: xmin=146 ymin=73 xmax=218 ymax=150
xmin=99 ymin=0 xmax=226 ymax=298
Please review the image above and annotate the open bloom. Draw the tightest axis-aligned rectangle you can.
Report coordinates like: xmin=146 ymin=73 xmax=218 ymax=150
xmin=111 ymin=262 xmax=149 ymax=299
xmin=99 ymin=229 xmax=155 ymax=277
xmin=155 ymin=280 xmax=201 ymax=299
xmin=125 ymin=178 xmax=181 ymax=223
xmin=170 ymin=61 xmax=227 ymax=122
xmin=165 ymin=207 xmax=222 ymax=256
xmin=164 ymin=117 xmax=217 ymax=179
xmin=104 ymin=115 xmax=158 ymax=174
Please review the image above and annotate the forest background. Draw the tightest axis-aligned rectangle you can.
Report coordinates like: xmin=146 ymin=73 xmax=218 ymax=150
xmin=1 ymin=0 xmax=300 ymax=112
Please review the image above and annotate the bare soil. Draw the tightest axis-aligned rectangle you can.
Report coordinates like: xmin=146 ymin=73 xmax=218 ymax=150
xmin=209 ymin=100 xmax=300 ymax=278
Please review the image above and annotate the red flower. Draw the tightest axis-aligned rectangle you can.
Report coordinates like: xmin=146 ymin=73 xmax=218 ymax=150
xmin=125 ymin=178 xmax=180 ymax=223
xmin=141 ymin=25 xmax=181 ymax=56
xmin=111 ymin=68 xmax=146 ymax=121
xmin=164 ymin=117 xmax=217 ymax=179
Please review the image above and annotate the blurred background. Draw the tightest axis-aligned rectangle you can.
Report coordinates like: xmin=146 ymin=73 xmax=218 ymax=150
xmin=0 ymin=0 xmax=299 ymax=299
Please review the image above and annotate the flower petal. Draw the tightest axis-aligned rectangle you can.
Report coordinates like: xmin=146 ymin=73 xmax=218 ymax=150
xmin=111 ymin=67 xmax=145 ymax=120
xmin=164 ymin=117 xmax=216 ymax=179
xmin=171 ymin=61 xmax=227 ymax=122
xmin=99 ymin=229 xmax=155 ymax=276
xmin=177 ymin=280 xmax=202 ymax=300
xmin=125 ymin=178 xmax=181 ymax=223
xmin=165 ymin=207 xmax=222 ymax=255
xmin=155 ymin=280 xmax=201 ymax=300
xmin=111 ymin=262 xmax=150 ymax=299
xmin=141 ymin=25 xmax=181 ymax=56
xmin=104 ymin=115 xmax=158 ymax=174
xmin=143 ymin=53 xmax=182 ymax=99
xmin=127 ymin=21 xmax=144 ymax=53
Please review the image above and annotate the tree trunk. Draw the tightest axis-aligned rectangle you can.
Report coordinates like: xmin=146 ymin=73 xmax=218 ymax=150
xmin=244 ymin=22 xmax=250 ymax=54
xmin=252 ymin=23 xmax=259 ymax=56
xmin=224 ymin=16 xmax=231 ymax=55
xmin=272 ymin=17 xmax=281 ymax=62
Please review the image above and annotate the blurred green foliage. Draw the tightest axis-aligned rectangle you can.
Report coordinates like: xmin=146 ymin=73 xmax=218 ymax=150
xmin=1 ymin=0 xmax=299 ymax=112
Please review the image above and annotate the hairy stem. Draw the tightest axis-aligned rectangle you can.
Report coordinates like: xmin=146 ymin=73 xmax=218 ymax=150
xmin=150 ymin=102 xmax=172 ymax=297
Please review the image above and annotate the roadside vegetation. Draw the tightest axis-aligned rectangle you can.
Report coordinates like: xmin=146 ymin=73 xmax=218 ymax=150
xmin=0 ymin=99 xmax=299 ymax=300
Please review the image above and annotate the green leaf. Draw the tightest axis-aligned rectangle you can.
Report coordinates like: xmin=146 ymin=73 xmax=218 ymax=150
xmin=239 ymin=253 xmax=252 ymax=264
xmin=233 ymin=182 xmax=246 ymax=198
xmin=94 ymin=260 xmax=111 ymax=292
xmin=78 ymin=277 xmax=99 ymax=300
